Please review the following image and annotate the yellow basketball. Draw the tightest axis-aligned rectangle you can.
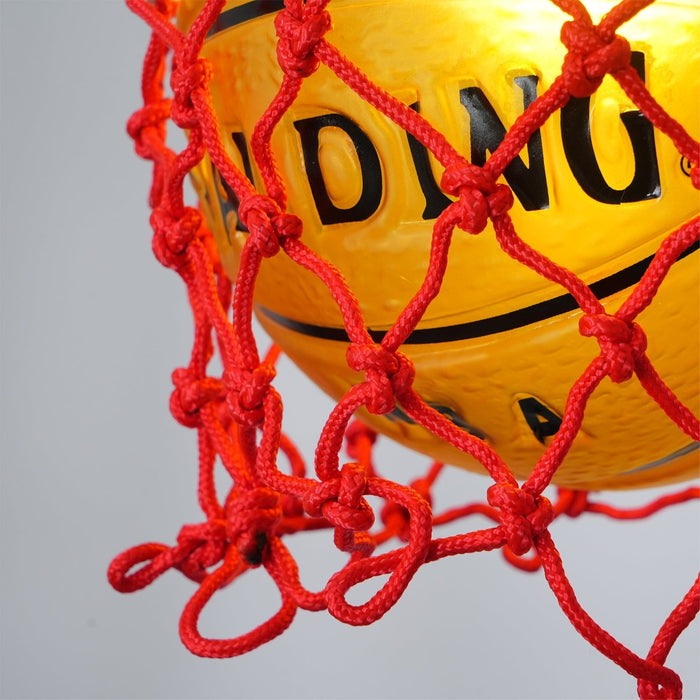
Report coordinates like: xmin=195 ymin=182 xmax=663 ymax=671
xmin=178 ymin=0 xmax=699 ymax=490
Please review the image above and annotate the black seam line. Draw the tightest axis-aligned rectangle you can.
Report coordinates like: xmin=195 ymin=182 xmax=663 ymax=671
xmin=207 ymin=1 xmax=285 ymax=39
xmin=619 ymin=441 xmax=699 ymax=475
xmin=257 ymin=240 xmax=698 ymax=345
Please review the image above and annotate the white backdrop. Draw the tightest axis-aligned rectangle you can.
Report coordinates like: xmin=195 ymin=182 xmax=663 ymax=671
xmin=1 ymin=2 xmax=698 ymax=699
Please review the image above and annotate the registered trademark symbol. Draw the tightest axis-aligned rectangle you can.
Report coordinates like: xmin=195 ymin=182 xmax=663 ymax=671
xmin=680 ymin=156 xmax=692 ymax=176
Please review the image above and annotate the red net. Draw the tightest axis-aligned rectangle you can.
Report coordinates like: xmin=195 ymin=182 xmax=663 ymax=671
xmin=108 ymin=0 xmax=700 ymax=697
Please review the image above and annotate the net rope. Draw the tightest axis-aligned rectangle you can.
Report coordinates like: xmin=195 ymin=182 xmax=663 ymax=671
xmin=108 ymin=0 xmax=700 ymax=696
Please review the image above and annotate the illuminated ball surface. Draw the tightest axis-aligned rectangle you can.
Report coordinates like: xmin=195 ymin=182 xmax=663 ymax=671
xmin=179 ymin=0 xmax=699 ymax=489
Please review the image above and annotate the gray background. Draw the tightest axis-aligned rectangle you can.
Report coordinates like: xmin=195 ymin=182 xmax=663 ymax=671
xmin=1 ymin=1 xmax=698 ymax=698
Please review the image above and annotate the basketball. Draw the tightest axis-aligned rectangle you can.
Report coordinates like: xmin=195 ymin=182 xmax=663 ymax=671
xmin=179 ymin=0 xmax=699 ymax=490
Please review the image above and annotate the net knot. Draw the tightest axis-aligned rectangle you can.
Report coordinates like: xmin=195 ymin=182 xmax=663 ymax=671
xmin=127 ymin=99 xmax=171 ymax=158
xmin=579 ymin=314 xmax=647 ymax=383
xmin=275 ymin=5 xmax=332 ymax=78
xmin=303 ymin=463 xmax=375 ymax=532
xmin=170 ymin=368 xmax=224 ymax=428
xmin=108 ymin=521 xmax=228 ymax=592
xmin=150 ymin=206 xmax=202 ymax=268
xmin=441 ymin=163 xmax=513 ymax=234
xmin=171 ymin=58 xmax=213 ymax=128
xmin=224 ymin=363 xmax=277 ymax=426
xmin=346 ymin=344 xmax=415 ymax=414
xmin=560 ymin=20 xmax=631 ymax=98
xmin=176 ymin=520 xmax=228 ymax=582
xmin=487 ymin=483 xmax=553 ymax=556
xmin=238 ymin=194 xmax=303 ymax=257
xmin=225 ymin=487 xmax=282 ymax=566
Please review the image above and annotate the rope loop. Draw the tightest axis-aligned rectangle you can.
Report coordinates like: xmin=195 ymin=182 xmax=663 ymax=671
xmin=579 ymin=314 xmax=647 ymax=383
xmin=441 ymin=162 xmax=514 ymax=234
xmin=225 ymin=487 xmax=282 ymax=566
xmin=303 ymin=463 xmax=375 ymax=533
xmin=170 ymin=57 xmax=213 ymax=128
xmin=346 ymin=344 xmax=415 ymax=414
xmin=108 ymin=523 xmax=229 ymax=593
xmin=238 ymin=194 xmax=303 ymax=257
xmin=170 ymin=367 xmax=223 ymax=428
xmin=560 ymin=20 xmax=631 ymax=98
xmin=275 ymin=5 xmax=332 ymax=78
xmin=487 ymin=483 xmax=553 ymax=556
xmin=224 ymin=363 xmax=277 ymax=427
xmin=108 ymin=542 xmax=172 ymax=593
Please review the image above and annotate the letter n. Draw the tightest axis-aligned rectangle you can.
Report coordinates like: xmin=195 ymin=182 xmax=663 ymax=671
xmin=460 ymin=76 xmax=549 ymax=211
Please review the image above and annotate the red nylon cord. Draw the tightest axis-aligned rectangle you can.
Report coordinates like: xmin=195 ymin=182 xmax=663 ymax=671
xmin=109 ymin=0 xmax=700 ymax=697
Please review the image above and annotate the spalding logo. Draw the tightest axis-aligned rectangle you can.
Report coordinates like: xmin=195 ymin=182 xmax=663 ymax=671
xmin=214 ymin=51 xmax=673 ymax=232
